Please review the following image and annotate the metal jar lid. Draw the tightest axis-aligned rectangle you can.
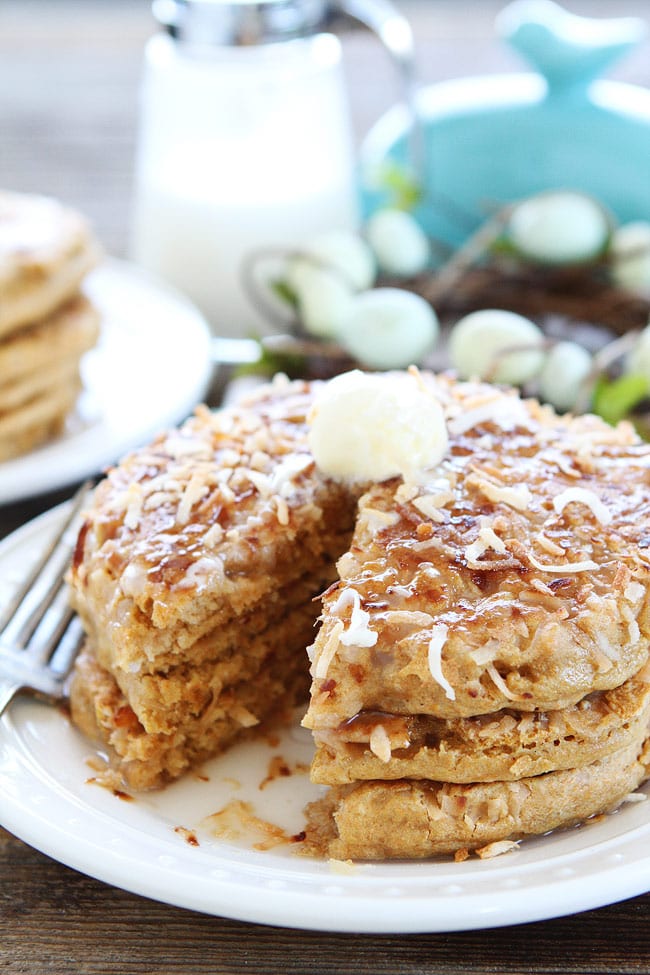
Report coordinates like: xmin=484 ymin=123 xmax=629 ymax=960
xmin=152 ymin=0 xmax=330 ymax=47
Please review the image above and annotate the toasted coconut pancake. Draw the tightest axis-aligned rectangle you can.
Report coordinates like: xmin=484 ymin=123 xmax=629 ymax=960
xmin=311 ymin=664 xmax=650 ymax=784
xmin=303 ymin=376 xmax=650 ymax=733
xmin=0 ymin=191 xmax=101 ymax=338
xmin=68 ymin=378 xmax=358 ymax=785
xmin=303 ymin=734 xmax=650 ymax=860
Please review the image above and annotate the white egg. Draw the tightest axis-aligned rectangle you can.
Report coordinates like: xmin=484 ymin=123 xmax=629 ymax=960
xmin=448 ymin=309 xmax=544 ymax=385
xmin=610 ymin=221 xmax=650 ymax=292
xmin=365 ymin=208 xmax=431 ymax=277
xmin=340 ymin=288 xmax=439 ymax=369
xmin=294 ymin=229 xmax=376 ymax=291
xmin=508 ymin=191 xmax=610 ymax=265
xmin=538 ymin=341 xmax=592 ymax=413
xmin=308 ymin=369 xmax=448 ymax=483
xmin=289 ymin=260 xmax=354 ymax=338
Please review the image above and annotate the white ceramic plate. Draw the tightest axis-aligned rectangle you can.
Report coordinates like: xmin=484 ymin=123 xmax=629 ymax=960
xmin=1 ymin=506 xmax=649 ymax=933
xmin=0 ymin=260 xmax=213 ymax=506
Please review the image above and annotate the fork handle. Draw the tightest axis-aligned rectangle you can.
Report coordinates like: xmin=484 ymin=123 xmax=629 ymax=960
xmin=0 ymin=679 xmax=21 ymax=717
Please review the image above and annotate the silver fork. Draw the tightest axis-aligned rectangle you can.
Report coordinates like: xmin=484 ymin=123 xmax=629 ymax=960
xmin=0 ymin=481 xmax=93 ymax=717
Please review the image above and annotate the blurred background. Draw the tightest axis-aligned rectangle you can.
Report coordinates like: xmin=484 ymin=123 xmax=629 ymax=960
xmin=2 ymin=0 xmax=649 ymax=259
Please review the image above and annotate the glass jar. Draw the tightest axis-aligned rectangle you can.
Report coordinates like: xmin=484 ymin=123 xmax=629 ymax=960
xmin=130 ymin=1 xmax=359 ymax=336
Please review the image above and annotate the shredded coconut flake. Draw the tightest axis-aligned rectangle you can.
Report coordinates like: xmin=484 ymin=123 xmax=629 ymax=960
xmin=553 ymin=487 xmax=612 ymax=525
xmin=468 ymin=475 xmax=532 ymax=511
xmin=527 ymin=552 xmax=598 ymax=574
xmin=360 ymin=507 xmax=400 ymax=533
xmin=447 ymin=395 xmax=531 ymax=436
xmin=369 ymin=725 xmax=392 ymax=763
xmin=269 ymin=453 xmax=312 ymax=493
xmin=464 ymin=517 xmax=508 ymax=565
xmin=314 ymin=621 xmax=344 ymax=679
xmin=427 ymin=624 xmax=456 ymax=700
xmin=624 ymin=581 xmax=646 ymax=604
xmin=177 ymin=472 xmax=210 ymax=525
xmin=476 ymin=840 xmax=520 ymax=859
xmin=621 ymin=791 xmax=647 ymax=804
xmin=412 ymin=494 xmax=448 ymax=523
xmin=339 ymin=590 xmax=378 ymax=648
xmin=274 ymin=495 xmax=290 ymax=526
xmin=486 ymin=663 xmax=521 ymax=701
xmin=123 ymin=483 xmax=144 ymax=529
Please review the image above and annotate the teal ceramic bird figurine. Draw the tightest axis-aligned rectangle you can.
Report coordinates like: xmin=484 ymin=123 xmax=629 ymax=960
xmin=360 ymin=1 xmax=650 ymax=246
xmin=497 ymin=0 xmax=647 ymax=94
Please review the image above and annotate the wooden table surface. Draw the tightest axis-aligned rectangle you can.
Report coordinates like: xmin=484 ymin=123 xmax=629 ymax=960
xmin=1 ymin=2 xmax=650 ymax=972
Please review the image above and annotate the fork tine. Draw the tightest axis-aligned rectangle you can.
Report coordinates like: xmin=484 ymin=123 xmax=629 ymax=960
xmin=0 ymin=480 xmax=93 ymax=638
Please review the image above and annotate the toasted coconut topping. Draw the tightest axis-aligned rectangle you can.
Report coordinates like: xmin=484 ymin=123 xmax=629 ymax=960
xmin=476 ymin=839 xmax=520 ymax=859
xmin=464 ymin=517 xmax=508 ymax=566
xmin=339 ymin=590 xmax=378 ymax=649
xmin=427 ymin=624 xmax=455 ymax=700
xmin=527 ymin=551 xmax=599 ymax=574
xmin=359 ymin=507 xmax=401 ymax=534
xmin=467 ymin=474 xmax=532 ymax=512
xmin=447 ymin=393 xmax=532 ymax=436
xmin=486 ymin=664 xmax=522 ymax=701
xmin=553 ymin=487 xmax=612 ymax=526
xmin=624 ymin=581 xmax=646 ymax=604
xmin=314 ymin=621 xmax=344 ymax=679
xmin=176 ymin=471 xmax=211 ymax=525
xmin=368 ymin=724 xmax=392 ymax=763
xmin=123 ymin=483 xmax=144 ymax=529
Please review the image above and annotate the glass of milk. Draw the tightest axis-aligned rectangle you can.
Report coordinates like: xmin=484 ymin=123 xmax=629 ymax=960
xmin=130 ymin=0 xmax=360 ymax=337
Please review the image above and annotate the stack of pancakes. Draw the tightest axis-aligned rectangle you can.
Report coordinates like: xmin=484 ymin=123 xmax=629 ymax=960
xmin=67 ymin=373 xmax=650 ymax=858
xmin=0 ymin=191 xmax=101 ymax=461
xmin=302 ymin=376 xmax=650 ymax=858
xmin=68 ymin=381 xmax=356 ymax=790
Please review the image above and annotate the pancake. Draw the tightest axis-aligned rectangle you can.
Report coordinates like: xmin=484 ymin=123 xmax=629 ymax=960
xmin=0 ymin=292 xmax=100 ymax=384
xmin=303 ymin=377 xmax=650 ymax=734
xmin=311 ymin=664 xmax=650 ymax=784
xmin=0 ymin=378 xmax=80 ymax=462
xmin=68 ymin=378 xmax=357 ymax=787
xmin=303 ymin=733 xmax=650 ymax=860
xmin=0 ymin=190 xmax=101 ymax=339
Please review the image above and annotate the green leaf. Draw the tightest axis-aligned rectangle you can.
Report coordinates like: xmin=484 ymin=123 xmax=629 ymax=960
xmin=269 ymin=277 xmax=299 ymax=309
xmin=375 ymin=161 xmax=423 ymax=212
xmin=233 ymin=342 xmax=306 ymax=381
xmin=592 ymin=372 xmax=649 ymax=426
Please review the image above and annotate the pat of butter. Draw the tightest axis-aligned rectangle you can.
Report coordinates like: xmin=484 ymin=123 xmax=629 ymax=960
xmin=308 ymin=370 xmax=448 ymax=483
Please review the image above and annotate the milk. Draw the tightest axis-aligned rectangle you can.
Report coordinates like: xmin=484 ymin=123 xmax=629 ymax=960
xmin=129 ymin=33 xmax=360 ymax=337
